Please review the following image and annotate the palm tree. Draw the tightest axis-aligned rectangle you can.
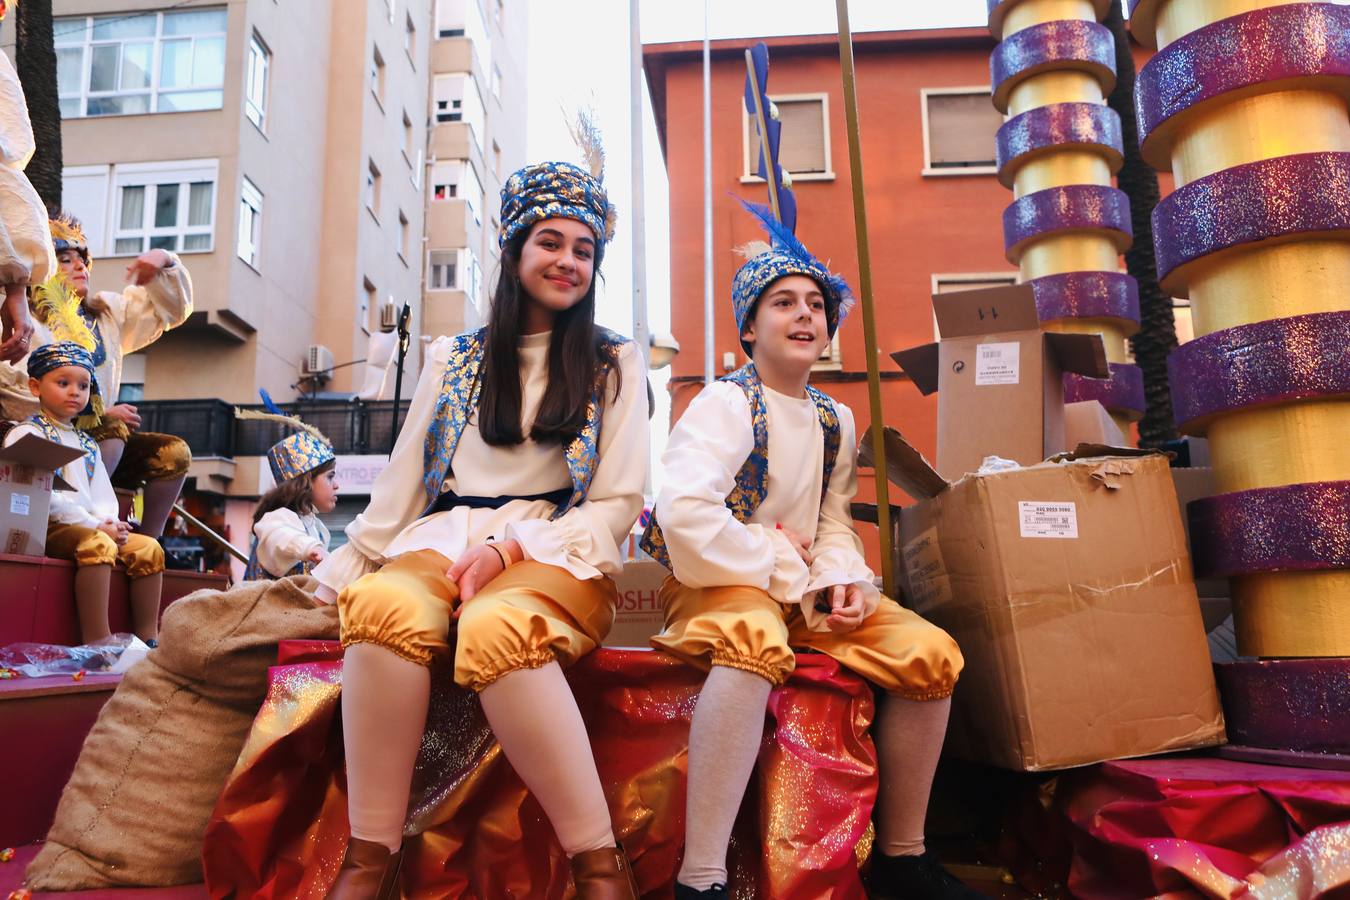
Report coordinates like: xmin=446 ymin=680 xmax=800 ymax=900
xmin=1103 ymin=1 xmax=1178 ymax=446
xmin=15 ymin=0 xmax=62 ymax=209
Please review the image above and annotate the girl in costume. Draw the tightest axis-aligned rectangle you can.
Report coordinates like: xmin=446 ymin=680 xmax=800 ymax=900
xmin=313 ymin=138 xmax=647 ymax=898
xmin=643 ymin=204 xmax=978 ymax=900
xmin=239 ymin=408 xmax=338 ymax=580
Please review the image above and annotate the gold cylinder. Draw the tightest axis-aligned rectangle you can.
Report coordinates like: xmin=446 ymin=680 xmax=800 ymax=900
xmin=1042 ymin=317 xmax=1132 ymax=362
xmin=1013 ymin=151 xmax=1114 ymax=198
xmin=1018 ymin=234 xmax=1121 ymax=278
xmin=1007 ymin=70 xmax=1104 ymax=116
xmin=1233 ymin=571 xmax=1350 ymax=657
xmin=1001 ymin=0 xmax=1098 ymax=36
xmin=1148 ymin=0 xmax=1350 ymax=657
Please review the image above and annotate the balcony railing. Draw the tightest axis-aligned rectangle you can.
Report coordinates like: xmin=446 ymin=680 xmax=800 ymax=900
xmin=134 ymin=399 xmax=412 ymax=458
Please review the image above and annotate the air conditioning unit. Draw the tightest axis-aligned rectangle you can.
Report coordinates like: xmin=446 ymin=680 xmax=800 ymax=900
xmin=379 ymin=299 xmax=398 ymax=331
xmin=304 ymin=344 xmax=335 ymax=376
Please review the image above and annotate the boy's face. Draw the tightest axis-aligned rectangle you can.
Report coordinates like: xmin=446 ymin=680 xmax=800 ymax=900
xmin=741 ymin=274 xmax=830 ymax=370
xmin=28 ymin=365 xmax=92 ymax=422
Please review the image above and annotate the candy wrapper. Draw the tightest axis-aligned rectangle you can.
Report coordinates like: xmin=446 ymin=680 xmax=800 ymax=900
xmin=0 ymin=634 xmax=147 ymax=678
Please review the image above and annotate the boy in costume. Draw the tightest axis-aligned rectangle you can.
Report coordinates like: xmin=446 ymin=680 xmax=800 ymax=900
xmin=643 ymin=204 xmax=981 ymax=900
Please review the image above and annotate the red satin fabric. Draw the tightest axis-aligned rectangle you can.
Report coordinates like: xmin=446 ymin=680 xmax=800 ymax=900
xmin=1055 ymin=758 xmax=1350 ymax=898
xmin=202 ymin=644 xmax=878 ymax=899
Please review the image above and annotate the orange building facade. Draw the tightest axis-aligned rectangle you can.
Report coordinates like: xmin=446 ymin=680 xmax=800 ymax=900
xmin=642 ymin=27 xmax=1165 ymax=566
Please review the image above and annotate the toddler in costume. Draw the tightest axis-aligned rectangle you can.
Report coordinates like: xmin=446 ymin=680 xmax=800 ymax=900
xmin=239 ymin=405 xmax=337 ymax=580
xmin=643 ymin=203 xmax=981 ymax=900
xmin=4 ymin=336 xmax=165 ymax=645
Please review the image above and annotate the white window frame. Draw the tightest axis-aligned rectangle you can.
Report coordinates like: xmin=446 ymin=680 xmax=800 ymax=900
xmin=428 ymin=249 xmax=458 ymax=290
xmin=810 ymin=333 xmax=843 ymax=373
xmin=54 ymin=8 xmax=228 ymax=119
xmin=920 ymin=86 xmax=1002 ymax=178
xmin=237 ymin=176 xmax=263 ymax=269
xmin=402 ymin=110 xmax=414 ymax=165
xmin=371 ymin=44 xmax=386 ymax=108
xmin=365 ymin=159 xmax=382 ymax=220
xmin=397 ymin=209 xmax=410 ymax=263
xmin=930 ymin=272 xmax=1020 ymax=337
xmin=741 ymin=91 xmax=834 ymax=183
xmin=404 ymin=11 xmax=417 ymax=61
xmin=244 ymin=31 xmax=270 ymax=132
xmin=431 ymin=160 xmax=462 ymax=201
xmin=108 ymin=158 xmax=218 ymax=257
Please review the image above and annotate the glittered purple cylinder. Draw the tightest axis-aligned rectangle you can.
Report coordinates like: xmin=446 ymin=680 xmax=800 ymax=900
xmin=1152 ymin=151 xmax=1350 ymax=289
xmin=1029 ymin=271 xmax=1140 ymax=326
xmin=996 ymin=102 xmax=1124 ymax=187
xmin=1135 ymin=4 xmax=1350 ymax=168
xmin=987 ymin=0 xmax=1113 ymax=39
xmin=1215 ymin=658 xmax=1350 ymax=754
xmin=1003 ymin=184 xmax=1133 ymax=261
xmin=1168 ymin=310 xmax=1350 ymax=432
xmin=1188 ymin=480 xmax=1350 ymax=579
xmin=1064 ymin=362 xmax=1145 ymax=417
xmin=990 ymin=19 xmax=1116 ymax=112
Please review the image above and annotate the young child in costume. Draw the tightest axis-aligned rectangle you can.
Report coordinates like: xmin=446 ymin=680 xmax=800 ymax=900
xmin=642 ymin=204 xmax=981 ymax=900
xmin=26 ymin=211 xmax=194 ymax=539
xmin=312 ymin=139 xmax=648 ymax=898
xmin=240 ymin=411 xmax=338 ymax=580
xmin=3 ymin=340 xmax=165 ymax=646
xmin=0 ymin=0 xmax=55 ymax=368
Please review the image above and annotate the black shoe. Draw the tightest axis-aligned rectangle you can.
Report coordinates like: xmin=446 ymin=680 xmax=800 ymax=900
xmin=674 ymin=883 xmax=728 ymax=900
xmin=866 ymin=851 xmax=987 ymax=900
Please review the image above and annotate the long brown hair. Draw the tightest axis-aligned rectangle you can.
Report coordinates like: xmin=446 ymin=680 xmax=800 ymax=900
xmin=477 ymin=226 xmax=622 ymax=446
xmin=253 ymin=459 xmax=335 ymax=524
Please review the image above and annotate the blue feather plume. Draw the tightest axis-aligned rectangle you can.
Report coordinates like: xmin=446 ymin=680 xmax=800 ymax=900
xmin=743 ymin=41 xmax=797 ymax=233
xmin=258 ymin=388 xmax=285 ymax=416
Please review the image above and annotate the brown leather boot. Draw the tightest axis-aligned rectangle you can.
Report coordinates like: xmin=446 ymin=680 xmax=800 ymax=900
xmin=328 ymin=837 xmax=403 ymax=900
xmin=570 ymin=845 xmax=640 ymax=899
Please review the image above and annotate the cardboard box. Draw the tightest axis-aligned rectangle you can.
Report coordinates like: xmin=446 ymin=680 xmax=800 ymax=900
xmin=875 ymin=426 xmax=1224 ymax=771
xmin=605 ymin=560 xmax=668 ymax=648
xmin=1064 ymin=400 xmax=1127 ymax=448
xmin=892 ymin=284 xmax=1110 ymax=481
xmin=0 ymin=433 xmax=82 ymax=557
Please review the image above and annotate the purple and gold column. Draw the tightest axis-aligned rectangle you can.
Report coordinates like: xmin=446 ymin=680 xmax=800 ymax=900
xmin=988 ymin=0 xmax=1147 ymax=436
xmin=1131 ymin=1 xmax=1350 ymax=657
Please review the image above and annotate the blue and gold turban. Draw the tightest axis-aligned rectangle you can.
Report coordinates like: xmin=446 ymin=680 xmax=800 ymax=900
xmin=267 ymin=431 xmax=335 ymax=484
xmin=498 ymin=161 xmax=616 ymax=249
xmin=731 ymin=200 xmax=855 ymax=356
xmin=27 ymin=341 xmax=97 ymax=382
xmin=49 ymin=211 xmax=91 ymax=267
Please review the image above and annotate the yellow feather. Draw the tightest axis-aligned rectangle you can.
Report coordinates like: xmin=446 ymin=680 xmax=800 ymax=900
xmin=30 ymin=274 xmax=95 ymax=351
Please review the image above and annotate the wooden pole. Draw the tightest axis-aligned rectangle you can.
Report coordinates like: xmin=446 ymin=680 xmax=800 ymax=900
xmin=834 ymin=0 xmax=894 ymax=597
xmin=744 ymin=48 xmax=782 ymax=222
xmin=173 ymin=503 xmax=248 ymax=564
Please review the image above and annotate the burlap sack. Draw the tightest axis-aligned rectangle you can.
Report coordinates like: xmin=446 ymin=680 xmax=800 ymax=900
xmin=25 ymin=575 xmax=338 ymax=889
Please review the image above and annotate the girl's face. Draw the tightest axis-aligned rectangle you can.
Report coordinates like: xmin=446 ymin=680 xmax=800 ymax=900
xmin=741 ymin=274 xmax=830 ymax=368
xmin=310 ymin=467 xmax=339 ymax=513
xmin=56 ymin=249 xmax=90 ymax=299
xmin=516 ymin=217 xmax=597 ymax=329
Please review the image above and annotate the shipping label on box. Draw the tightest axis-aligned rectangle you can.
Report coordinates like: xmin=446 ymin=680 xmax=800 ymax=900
xmin=975 ymin=342 xmax=1020 ymax=386
xmin=1017 ymin=501 xmax=1078 ymax=538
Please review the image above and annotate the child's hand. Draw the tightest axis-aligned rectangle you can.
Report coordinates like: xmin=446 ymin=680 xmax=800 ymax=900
xmin=777 ymin=524 xmax=812 ymax=566
xmin=97 ymin=519 xmax=128 ymax=545
xmin=446 ymin=542 xmax=511 ymax=612
xmin=824 ymin=584 xmax=866 ymax=634
xmin=307 ymin=546 xmax=326 ymax=564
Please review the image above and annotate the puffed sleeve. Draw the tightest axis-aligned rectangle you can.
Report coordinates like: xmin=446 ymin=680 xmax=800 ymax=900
xmin=505 ymin=340 xmax=648 ymax=579
xmin=652 ymin=381 xmax=810 ymax=602
xmin=799 ymin=403 xmax=880 ymax=631
xmin=104 ymin=255 xmax=193 ymax=354
xmin=311 ymin=336 xmax=455 ymax=600
xmin=0 ymin=54 xmax=54 ymax=286
xmin=254 ymin=508 xmax=324 ymax=577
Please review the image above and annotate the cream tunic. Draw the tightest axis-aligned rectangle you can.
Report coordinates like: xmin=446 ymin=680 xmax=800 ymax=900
xmin=0 ymin=259 xmax=193 ymax=420
xmin=0 ymin=53 xmax=55 ymax=287
xmin=313 ymin=331 xmax=648 ymax=602
xmin=4 ymin=419 xmax=118 ymax=528
xmin=254 ymin=508 xmax=331 ymax=577
xmin=653 ymin=380 xmax=879 ymax=631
